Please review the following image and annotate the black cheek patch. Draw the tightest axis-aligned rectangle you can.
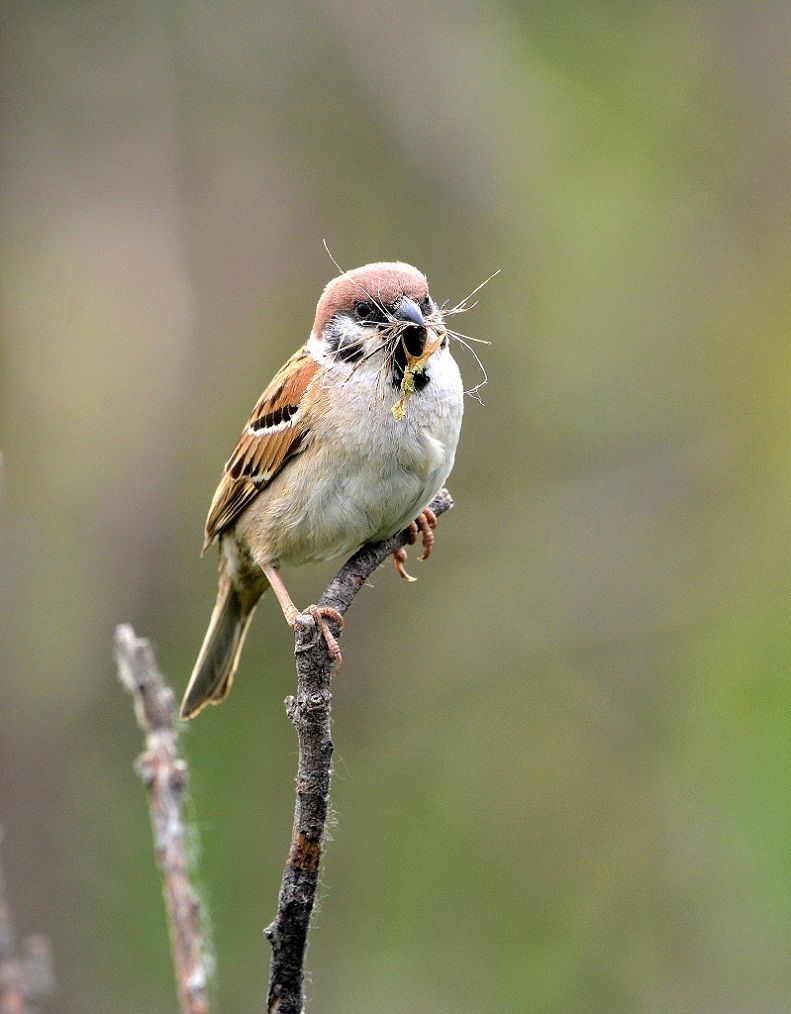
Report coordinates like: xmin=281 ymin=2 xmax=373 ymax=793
xmin=324 ymin=315 xmax=366 ymax=363
xmin=335 ymin=341 xmax=365 ymax=363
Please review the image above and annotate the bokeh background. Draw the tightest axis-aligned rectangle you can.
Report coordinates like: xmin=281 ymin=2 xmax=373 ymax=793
xmin=3 ymin=3 xmax=791 ymax=1011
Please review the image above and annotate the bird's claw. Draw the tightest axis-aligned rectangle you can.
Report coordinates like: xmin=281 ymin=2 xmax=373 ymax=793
xmin=305 ymin=605 xmax=344 ymax=669
xmin=415 ymin=507 xmax=437 ymax=561
xmin=393 ymin=546 xmax=417 ymax=582
xmin=393 ymin=507 xmax=438 ymax=579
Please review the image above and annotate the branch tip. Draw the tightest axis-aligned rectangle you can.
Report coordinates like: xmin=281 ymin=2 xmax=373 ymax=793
xmin=117 ymin=624 xmax=211 ymax=1014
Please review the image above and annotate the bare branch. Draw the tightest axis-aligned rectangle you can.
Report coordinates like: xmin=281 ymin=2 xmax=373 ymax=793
xmin=116 ymin=625 xmax=211 ymax=1014
xmin=0 ymin=828 xmax=53 ymax=1014
xmin=265 ymin=489 xmax=454 ymax=1013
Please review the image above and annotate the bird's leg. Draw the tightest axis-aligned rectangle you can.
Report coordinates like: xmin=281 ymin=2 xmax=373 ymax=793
xmin=262 ymin=563 xmax=344 ymax=667
xmin=263 ymin=563 xmax=300 ymax=625
xmin=392 ymin=506 xmax=439 ymax=580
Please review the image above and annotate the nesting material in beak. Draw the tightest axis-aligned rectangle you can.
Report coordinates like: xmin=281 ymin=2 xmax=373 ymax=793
xmin=391 ymin=325 xmax=446 ymax=422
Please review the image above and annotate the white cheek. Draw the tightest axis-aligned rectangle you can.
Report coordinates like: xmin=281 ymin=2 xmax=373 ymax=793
xmin=306 ymin=325 xmax=376 ymax=379
xmin=306 ymin=331 xmax=325 ymax=363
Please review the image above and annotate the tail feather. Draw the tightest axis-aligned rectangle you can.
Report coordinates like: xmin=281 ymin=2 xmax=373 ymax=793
xmin=180 ymin=574 xmax=257 ymax=719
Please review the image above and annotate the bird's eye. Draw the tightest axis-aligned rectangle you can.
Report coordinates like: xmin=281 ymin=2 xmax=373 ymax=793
xmin=355 ymin=301 xmax=372 ymax=319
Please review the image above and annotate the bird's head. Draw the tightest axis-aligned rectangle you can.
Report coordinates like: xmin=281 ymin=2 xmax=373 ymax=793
xmin=310 ymin=262 xmax=447 ymax=390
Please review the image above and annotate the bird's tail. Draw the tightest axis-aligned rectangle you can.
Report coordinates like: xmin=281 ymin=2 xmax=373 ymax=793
xmin=180 ymin=571 xmax=260 ymax=719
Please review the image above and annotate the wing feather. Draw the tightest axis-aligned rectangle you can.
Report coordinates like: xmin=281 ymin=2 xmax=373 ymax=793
xmin=202 ymin=348 xmax=318 ymax=551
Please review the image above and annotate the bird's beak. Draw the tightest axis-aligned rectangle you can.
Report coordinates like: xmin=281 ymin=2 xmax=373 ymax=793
xmin=394 ymin=296 xmax=426 ymax=329
xmin=394 ymin=296 xmax=427 ymax=358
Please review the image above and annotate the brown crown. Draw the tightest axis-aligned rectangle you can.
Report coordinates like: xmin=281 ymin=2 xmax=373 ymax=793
xmin=312 ymin=262 xmax=429 ymax=337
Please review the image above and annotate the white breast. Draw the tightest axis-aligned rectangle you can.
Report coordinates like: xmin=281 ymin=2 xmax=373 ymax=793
xmin=238 ymin=335 xmax=464 ymax=568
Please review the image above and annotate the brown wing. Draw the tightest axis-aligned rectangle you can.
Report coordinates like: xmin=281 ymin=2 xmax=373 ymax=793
xmin=202 ymin=347 xmax=319 ymax=552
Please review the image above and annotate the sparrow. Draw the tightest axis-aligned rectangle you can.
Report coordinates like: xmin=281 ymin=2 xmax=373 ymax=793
xmin=180 ymin=261 xmax=464 ymax=719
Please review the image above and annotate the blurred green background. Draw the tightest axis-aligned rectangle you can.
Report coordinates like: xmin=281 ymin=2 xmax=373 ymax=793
xmin=3 ymin=2 xmax=791 ymax=1011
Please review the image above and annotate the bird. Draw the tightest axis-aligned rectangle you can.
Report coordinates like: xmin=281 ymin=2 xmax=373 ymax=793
xmin=180 ymin=261 xmax=464 ymax=719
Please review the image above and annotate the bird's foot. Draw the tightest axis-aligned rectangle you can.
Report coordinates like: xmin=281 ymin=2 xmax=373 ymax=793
xmin=393 ymin=546 xmax=416 ymax=582
xmin=263 ymin=562 xmax=343 ymax=667
xmin=305 ymin=605 xmax=344 ymax=668
xmin=393 ymin=507 xmax=438 ymax=580
xmin=413 ymin=507 xmax=437 ymax=560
